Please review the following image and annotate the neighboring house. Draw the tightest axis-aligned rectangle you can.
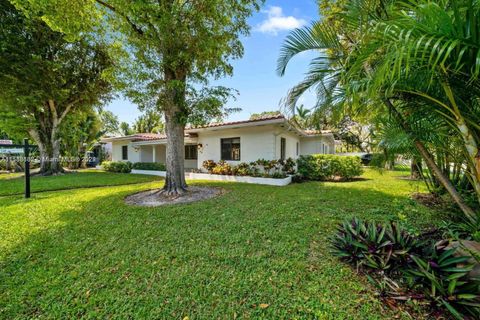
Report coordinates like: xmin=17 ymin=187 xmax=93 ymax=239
xmin=102 ymin=114 xmax=335 ymax=171
xmin=88 ymin=141 xmax=113 ymax=166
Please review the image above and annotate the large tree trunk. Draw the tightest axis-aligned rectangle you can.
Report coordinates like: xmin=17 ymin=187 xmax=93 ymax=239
xmin=29 ymin=127 xmax=63 ymax=175
xmin=163 ymin=109 xmax=187 ymax=195
xmin=160 ymin=67 xmax=188 ymax=195
xmin=384 ymin=99 xmax=477 ymax=223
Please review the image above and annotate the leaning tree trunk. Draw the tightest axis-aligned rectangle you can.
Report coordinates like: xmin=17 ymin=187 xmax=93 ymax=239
xmin=413 ymin=140 xmax=477 ymax=222
xmin=456 ymin=119 xmax=480 ymax=205
xmin=384 ymin=99 xmax=477 ymax=223
xmin=441 ymin=80 xmax=480 ymax=208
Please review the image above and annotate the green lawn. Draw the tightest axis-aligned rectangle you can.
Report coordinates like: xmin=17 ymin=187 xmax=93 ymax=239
xmin=0 ymin=170 xmax=158 ymax=196
xmin=0 ymin=169 xmax=444 ymax=319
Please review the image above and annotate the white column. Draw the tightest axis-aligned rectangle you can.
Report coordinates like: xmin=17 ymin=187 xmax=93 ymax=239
xmin=152 ymin=145 xmax=156 ymax=163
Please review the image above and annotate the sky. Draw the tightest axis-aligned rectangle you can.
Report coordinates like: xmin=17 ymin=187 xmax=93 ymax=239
xmin=106 ymin=0 xmax=320 ymax=124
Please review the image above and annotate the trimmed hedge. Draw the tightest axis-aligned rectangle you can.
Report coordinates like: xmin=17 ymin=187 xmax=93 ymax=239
xmin=297 ymin=154 xmax=363 ymax=181
xmin=132 ymin=162 xmax=166 ymax=171
xmin=102 ymin=161 xmax=132 ymax=173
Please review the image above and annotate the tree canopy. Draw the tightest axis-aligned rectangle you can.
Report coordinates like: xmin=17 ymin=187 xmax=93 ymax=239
xmin=10 ymin=0 xmax=262 ymax=193
xmin=0 ymin=0 xmax=115 ymax=174
xmin=278 ymin=0 xmax=480 ymax=221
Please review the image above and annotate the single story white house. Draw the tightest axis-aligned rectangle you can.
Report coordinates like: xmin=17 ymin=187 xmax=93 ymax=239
xmin=103 ymin=114 xmax=335 ymax=171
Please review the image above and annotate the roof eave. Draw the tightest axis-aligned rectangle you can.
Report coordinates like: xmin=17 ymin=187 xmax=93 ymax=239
xmin=186 ymin=118 xmax=287 ymax=132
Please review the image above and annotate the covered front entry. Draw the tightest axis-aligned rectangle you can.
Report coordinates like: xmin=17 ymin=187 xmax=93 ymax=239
xmin=135 ymin=142 xmax=199 ymax=171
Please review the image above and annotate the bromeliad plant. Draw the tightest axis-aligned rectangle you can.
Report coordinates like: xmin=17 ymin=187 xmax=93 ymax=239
xmin=405 ymin=243 xmax=480 ymax=320
xmin=331 ymin=218 xmax=421 ymax=272
xmin=331 ymin=218 xmax=480 ymax=318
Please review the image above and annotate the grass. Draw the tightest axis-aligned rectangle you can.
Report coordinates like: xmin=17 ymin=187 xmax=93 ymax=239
xmin=0 ymin=170 xmax=158 ymax=196
xmin=0 ymin=169 xmax=444 ymax=319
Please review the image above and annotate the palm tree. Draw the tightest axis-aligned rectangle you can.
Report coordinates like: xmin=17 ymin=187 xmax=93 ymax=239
xmin=291 ymin=105 xmax=311 ymax=129
xmin=277 ymin=0 xmax=480 ymax=221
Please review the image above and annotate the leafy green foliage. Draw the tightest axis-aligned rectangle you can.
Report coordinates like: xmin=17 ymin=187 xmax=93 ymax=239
xmin=232 ymin=162 xmax=252 ymax=176
xmin=0 ymin=168 xmax=435 ymax=319
xmin=12 ymin=0 xmax=262 ymax=189
xmin=297 ymin=155 xmax=363 ymax=181
xmin=132 ymin=162 xmax=166 ymax=171
xmin=0 ymin=170 xmax=156 ymax=196
xmin=443 ymin=218 xmax=480 ymax=243
xmin=210 ymin=160 xmax=233 ymax=175
xmin=0 ymin=1 xmax=115 ymax=174
xmin=185 ymin=86 xmax=241 ymax=127
xmin=282 ymin=157 xmax=296 ymax=175
xmin=369 ymin=153 xmax=387 ymax=169
xmin=406 ymin=244 xmax=480 ymax=320
xmin=60 ymin=109 xmax=103 ymax=169
xmin=278 ymin=0 xmax=480 ymax=219
xmin=119 ymin=122 xmax=134 ymax=136
xmin=132 ymin=111 xmax=164 ymax=134
xmin=331 ymin=218 xmax=422 ymax=271
xmin=102 ymin=161 xmax=132 ymax=173
xmin=331 ymin=216 xmax=480 ymax=319
xmin=249 ymin=111 xmax=282 ymax=120
xmin=202 ymin=158 xmax=296 ymax=178
xmin=99 ymin=110 xmax=120 ymax=136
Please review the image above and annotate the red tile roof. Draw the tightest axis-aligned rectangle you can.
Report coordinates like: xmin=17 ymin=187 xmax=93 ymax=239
xmin=186 ymin=114 xmax=285 ymax=129
xmin=103 ymin=114 xmax=333 ymax=143
xmin=131 ymin=133 xmax=167 ymax=141
xmin=130 ymin=114 xmax=287 ymax=141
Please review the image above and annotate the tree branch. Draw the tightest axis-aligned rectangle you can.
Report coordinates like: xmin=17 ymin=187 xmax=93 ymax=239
xmin=95 ymin=0 xmax=144 ymax=36
xmin=58 ymin=99 xmax=79 ymax=124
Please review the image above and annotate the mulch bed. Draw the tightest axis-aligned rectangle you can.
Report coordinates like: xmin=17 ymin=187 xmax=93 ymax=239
xmin=411 ymin=192 xmax=445 ymax=208
xmin=125 ymin=186 xmax=225 ymax=207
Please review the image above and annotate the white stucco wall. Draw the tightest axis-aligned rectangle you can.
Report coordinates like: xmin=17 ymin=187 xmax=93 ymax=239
xmin=110 ymin=127 xmax=336 ymax=169
xmin=140 ymin=146 xmax=153 ymax=162
xmin=299 ymin=136 xmax=335 ymax=155
xmin=197 ymin=125 xmax=277 ymax=166
xmin=184 ymin=159 xmax=197 ymax=170
xmin=154 ymin=145 xmax=167 ymax=164
xmin=274 ymin=131 xmax=301 ymax=160
xmin=136 ymin=144 xmax=195 ymax=169
xmin=111 ymin=141 xmax=140 ymax=163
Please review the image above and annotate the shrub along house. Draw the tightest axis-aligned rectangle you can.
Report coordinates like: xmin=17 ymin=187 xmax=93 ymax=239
xmin=102 ymin=114 xmax=336 ymax=172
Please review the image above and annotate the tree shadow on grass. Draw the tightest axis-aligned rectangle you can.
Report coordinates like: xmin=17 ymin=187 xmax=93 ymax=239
xmin=0 ymin=181 xmax=443 ymax=319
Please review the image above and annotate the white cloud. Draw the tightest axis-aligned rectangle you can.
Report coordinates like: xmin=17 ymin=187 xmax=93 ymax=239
xmin=257 ymin=6 xmax=306 ymax=35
